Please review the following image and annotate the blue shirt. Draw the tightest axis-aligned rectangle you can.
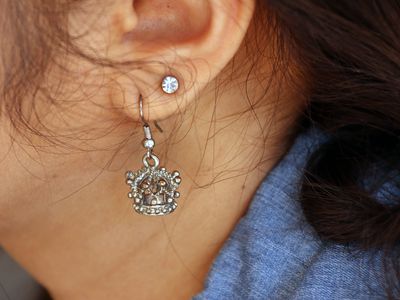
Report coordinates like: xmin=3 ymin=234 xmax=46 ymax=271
xmin=193 ymin=127 xmax=388 ymax=300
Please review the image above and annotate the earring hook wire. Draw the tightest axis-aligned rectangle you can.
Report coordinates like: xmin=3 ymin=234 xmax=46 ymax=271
xmin=139 ymin=94 xmax=147 ymax=125
xmin=138 ymin=94 xmax=163 ymax=133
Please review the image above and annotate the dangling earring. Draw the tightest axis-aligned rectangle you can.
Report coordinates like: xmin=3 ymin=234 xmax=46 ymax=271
xmin=125 ymin=94 xmax=182 ymax=216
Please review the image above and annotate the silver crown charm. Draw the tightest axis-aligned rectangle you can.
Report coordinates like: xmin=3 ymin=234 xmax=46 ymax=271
xmin=125 ymin=96 xmax=181 ymax=216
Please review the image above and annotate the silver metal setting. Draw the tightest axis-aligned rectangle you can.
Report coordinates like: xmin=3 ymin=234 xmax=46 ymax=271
xmin=161 ymin=75 xmax=179 ymax=94
xmin=125 ymin=95 xmax=181 ymax=216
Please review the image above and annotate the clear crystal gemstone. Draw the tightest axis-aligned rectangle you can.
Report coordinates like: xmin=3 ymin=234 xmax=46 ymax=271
xmin=162 ymin=76 xmax=179 ymax=94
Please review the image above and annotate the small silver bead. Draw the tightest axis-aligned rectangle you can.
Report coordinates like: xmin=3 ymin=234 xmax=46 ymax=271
xmin=143 ymin=138 xmax=155 ymax=149
xmin=174 ymin=191 xmax=180 ymax=198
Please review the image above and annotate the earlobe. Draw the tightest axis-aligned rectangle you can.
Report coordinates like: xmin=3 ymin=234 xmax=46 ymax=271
xmin=108 ymin=0 xmax=255 ymax=123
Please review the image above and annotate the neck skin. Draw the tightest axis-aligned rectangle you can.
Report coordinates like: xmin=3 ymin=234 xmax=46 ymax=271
xmin=0 ymin=53 xmax=302 ymax=299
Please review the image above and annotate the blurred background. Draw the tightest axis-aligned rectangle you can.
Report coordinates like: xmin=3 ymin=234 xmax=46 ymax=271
xmin=0 ymin=247 xmax=50 ymax=300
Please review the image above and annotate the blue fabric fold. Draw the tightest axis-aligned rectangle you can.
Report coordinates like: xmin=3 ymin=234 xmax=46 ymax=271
xmin=194 ymin=127 xmax=388 ymax=300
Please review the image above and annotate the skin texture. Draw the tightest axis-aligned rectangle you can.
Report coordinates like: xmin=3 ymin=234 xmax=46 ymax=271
xmin=0 ymin=0 xmax=304 ymax=299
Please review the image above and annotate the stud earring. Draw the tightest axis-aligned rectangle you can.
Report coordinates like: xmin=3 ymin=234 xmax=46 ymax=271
xmin=125 ymin=95 xmax=182 ymax=216
xmin=161 ymin=75 xmax=179 ymax=94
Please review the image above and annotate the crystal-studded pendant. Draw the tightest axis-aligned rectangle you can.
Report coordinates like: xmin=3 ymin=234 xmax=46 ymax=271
xmin=125 ymin=122 xmax=181 ymax=216
xmin=126 ymin=159 xmax=181 ymax=216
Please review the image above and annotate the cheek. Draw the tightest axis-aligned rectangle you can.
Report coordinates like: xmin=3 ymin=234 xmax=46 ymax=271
xmin=0 ymin=144 xmax=119 ymax=234
xmin=0 ymin=155 xmax=50 ymax=236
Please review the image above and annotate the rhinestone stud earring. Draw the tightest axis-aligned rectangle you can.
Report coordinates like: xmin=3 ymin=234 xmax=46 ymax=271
xmin=125 ymin=95 xmax=182 ymax=216
xmin=161 ymin=75 xmax=179 ymax=94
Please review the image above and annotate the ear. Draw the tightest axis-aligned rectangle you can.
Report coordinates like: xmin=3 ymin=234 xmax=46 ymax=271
xmin=103 ymin=0 xmax=255 ymax=122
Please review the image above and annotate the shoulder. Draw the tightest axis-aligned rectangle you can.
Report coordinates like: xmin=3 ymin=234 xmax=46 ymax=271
xmin=194 ymin=127 xmax=389 ymax=300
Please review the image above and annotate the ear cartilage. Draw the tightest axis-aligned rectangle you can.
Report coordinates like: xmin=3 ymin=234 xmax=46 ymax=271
xmin=161 ymin=75 xmax=179 ymax=94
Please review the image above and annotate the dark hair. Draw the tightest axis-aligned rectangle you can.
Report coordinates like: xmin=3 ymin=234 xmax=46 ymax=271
xmin=2 ymin=0 xmax=400 ymax=298
xmin=261 ymin=0 xmax=400 ymax=298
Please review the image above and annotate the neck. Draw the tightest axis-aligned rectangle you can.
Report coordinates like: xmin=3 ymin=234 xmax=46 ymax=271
xmin=0 ymin=77 xmax=301 ymax=299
